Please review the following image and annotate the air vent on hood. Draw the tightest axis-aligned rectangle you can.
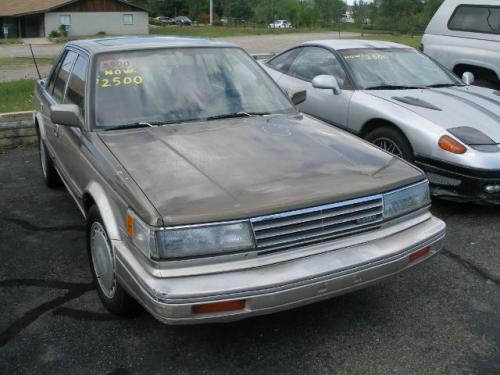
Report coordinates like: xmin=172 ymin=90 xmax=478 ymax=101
xmin=392 ymin=96 xmax=442 ymax=111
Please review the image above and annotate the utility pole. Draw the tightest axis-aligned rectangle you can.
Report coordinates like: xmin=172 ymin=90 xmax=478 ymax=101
xmin=209 ymin=0 xmax=213 ymax=25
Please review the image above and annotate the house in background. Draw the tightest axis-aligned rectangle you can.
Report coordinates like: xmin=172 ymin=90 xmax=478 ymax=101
xmin=0 ymin=0 xmax=149 ymax=39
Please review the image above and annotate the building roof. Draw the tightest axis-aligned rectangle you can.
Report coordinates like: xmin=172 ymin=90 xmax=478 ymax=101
xmin=68 ymin=36 xmax=237 ymax=54
xmin=0 ymin=0 xmax=147 ymax=17
xmin=302 ymin=40 xmax=411 ymax=50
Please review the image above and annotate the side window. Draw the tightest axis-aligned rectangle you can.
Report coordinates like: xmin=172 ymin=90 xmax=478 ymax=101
xmin=288 ymin=47 xmax=347 ymax=87
xmin=448 ymin=5 xmax=500 ymax=34
xmin=267 ymin=48 xmax=301 ymax=73
xmin=46 ymin=55 xmax=65 ymax=95
xmin=53 ymin=51 xmax=77 ymax=102
xmin=65 ymin=54 xmax=89 ymax=118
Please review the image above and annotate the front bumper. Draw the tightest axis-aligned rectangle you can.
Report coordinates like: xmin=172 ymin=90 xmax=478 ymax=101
xmin=115 ymin=213 xmax=445 ymax=324
xmin=415 ymin=158 xmax=500 ymax=204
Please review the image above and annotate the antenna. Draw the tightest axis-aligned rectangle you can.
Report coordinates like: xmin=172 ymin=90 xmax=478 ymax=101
xmin=29 ymin=44 xmax=42 ymax=80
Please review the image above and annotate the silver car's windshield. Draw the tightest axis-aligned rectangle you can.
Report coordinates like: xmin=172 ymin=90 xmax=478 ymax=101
xmin=93 ymin=47 xmax=294 ymax=129
xmin=339 ymin=48 xmax=463 ymax=90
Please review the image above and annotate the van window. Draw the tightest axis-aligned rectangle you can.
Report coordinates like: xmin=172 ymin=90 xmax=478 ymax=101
xmin=65 ymin=54 xmax=89 ymax=117
xmin=53 ymin=51 xmax=77 ymax=101
xmin=448 ymin=5 xmax=500 ymax=34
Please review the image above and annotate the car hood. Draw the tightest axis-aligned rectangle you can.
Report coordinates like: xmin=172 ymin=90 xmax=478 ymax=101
xmin=98 ymin=114 xmax=423 ymax=226
xmin=366 ymin=86 xmax=500 ymax=143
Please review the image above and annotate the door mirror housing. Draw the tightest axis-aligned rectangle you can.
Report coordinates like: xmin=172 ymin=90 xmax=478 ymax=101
xmin=50 ymin=104 xmax=82 ymax=128
xmin=462 ymin=72 xmax=475 ymax=86
xmin=312 ymin=75 xmax=341 ymax=95
xmin=288 ymin=88 xmax=307 ymax=105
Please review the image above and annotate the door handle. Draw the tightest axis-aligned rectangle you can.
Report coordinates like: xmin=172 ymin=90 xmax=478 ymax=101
xmin=53 ymin=124 xmax=60 ymax=137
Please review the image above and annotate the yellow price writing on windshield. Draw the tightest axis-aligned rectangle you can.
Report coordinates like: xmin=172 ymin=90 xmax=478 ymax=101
xmin=96 ymin=75 xmax=144 ymax=88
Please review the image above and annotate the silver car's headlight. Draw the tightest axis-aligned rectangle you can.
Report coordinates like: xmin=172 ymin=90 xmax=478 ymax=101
xmin=156 ymin=222 xmax=255 ymax=259
xmin=127 ymin=209 xmax=159 ymax=259
xmin=383 ymin=180 xmax=431 ymax=220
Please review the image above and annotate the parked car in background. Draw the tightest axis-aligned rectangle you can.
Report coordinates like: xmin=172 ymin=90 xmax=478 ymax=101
xmin=423 ymin=0 xmax=500 ymax=89
xmin=269 ymin=20 xmax=293 ymax=29
xmin=33 ymin=36 xmax=445 ymax=324
xmin=173 ymin=16 xmax=192 ymax=25
xmin=262 ymin=40 xmax=500 ymax=204
xmin=155 ymin=16 xmax=174 ymax=25
xmin=340 ymin=15 xmax=355 ymax=24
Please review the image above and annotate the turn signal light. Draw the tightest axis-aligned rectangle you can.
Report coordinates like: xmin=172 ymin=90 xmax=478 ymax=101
xmin=192 ymin=300 xmax=246 ymax=314
xmin=438 ymin=135 xmax=466 ymax=154
xmin=127 ymin=213 xmax=134 ymax=237
xmin=409 ymin=246 xmax=430 ymax=262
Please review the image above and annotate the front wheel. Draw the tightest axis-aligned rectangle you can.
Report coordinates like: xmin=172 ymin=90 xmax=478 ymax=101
xmin=365 ymin=126 xmax=413 ymax=162
xmin=87 ymin=206 xmax=137 ymax=315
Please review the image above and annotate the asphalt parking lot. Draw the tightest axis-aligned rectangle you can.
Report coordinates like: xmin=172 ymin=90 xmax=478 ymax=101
xmin=1 ymin=147 xmax=499 ymax=374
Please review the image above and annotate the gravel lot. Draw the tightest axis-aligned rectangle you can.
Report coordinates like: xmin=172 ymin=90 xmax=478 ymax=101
xmin=0 ymin=32 xmax=359 ymax=82
xmin=1 ymin=147 xmax=499 ymax=375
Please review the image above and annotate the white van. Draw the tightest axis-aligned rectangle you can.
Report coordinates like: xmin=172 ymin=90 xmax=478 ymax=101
xmin=422 ymin=0 xmax=500 ymax=89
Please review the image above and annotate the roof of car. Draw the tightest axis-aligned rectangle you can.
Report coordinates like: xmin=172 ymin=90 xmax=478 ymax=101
xmin=302 ymin=39 xmax=412 ymax=50
xmin=67 ymin=36 xmax=237 ymax=54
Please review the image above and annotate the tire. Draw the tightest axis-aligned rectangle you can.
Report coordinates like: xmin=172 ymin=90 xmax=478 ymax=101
xmin=365 ymin=126 xmax=413 ymax=162
xmin=38 ymin=134 xmax=61 ymax=188
xmin=87 ymin=206 xmax=137 ymax=315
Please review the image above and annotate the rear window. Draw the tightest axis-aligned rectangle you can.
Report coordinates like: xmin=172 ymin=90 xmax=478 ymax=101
xmin=448 ymin=5 xmax=500 ymax=34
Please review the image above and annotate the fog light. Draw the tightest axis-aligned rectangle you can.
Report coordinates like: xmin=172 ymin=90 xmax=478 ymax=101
xmin=192 ymin=300 xmax=246 ymax=314
xmin=484 ymin=185 xmax=500 ymax=194
xmin=409 ymin=247 xmax=430 ymax=262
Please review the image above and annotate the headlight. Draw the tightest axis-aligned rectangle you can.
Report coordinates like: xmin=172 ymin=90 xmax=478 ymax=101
xmin=156 ymin=222 xmax=255 ymax=259
xmin=383 ymin=180 xmax=430 ymax=220
xmin=127 ymin=210 xmax=255 ymax=260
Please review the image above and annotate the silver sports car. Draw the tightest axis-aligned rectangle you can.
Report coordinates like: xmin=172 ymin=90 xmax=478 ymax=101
xmin=262 ymin=40 xmax=500 ymax=204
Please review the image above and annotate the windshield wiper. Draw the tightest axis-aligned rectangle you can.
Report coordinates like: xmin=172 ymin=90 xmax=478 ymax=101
xmin=365 ymin=85 xmax=424 ymax=90
xmin=426 ymin=83 xmax=458 ymax=88
xmin=206 ymin=112 xmax=271 ymax=121
xmin=102 ymin=122 xmax=155 ymax=131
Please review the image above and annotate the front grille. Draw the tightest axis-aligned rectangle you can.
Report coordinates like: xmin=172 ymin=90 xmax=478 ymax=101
xmin=250 ymin=195 xmax=384 ymax=253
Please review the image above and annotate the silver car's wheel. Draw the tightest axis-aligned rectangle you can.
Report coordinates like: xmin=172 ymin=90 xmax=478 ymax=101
xmin=372 ymin=137 xmax=404 ymax=158
xmin=90 ymin=221 xmax=116 ymax=299
xmin=37 ymin=134 xmax=61 ymax=188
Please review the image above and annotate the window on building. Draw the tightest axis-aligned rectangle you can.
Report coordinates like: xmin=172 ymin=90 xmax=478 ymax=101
xmin=448 ymin=5 xmax=500 ymax=34
xmin=65 ymin=54 xmax=89 ymax=118
xmin=123 ymin=14 xmax=134 ymax=25
xmin=59 ymin=15 xmax=71 ymax=26
xmin=53 ymin=51 xmax=77 ymax=101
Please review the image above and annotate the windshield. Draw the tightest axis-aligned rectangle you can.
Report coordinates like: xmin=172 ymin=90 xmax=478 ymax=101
xmin=339 ymin=48 xmax=462 ymax=89
xmin=93 ymin=47 xmax=294 ymax=129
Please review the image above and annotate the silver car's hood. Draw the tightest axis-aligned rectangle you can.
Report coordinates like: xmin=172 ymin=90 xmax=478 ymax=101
xmin=98 ymin=114 xmax=423 ymax=225
xmin=366 ymin=86 xmax=500 ymax=143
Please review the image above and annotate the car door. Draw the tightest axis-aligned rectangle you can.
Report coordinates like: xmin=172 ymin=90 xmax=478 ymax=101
xmin=55 ymin=52 xmax=90 ymax=196
xmin=43 ymin=50 xmax=77 ymax=164
xmin=277 ymin=46 xmax=354 ymax=129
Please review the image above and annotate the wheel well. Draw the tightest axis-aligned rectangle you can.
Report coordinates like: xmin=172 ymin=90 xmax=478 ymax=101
xmin=82 ymin=193 xmax=96 ymax=214
xmin=453 ymin=64 xmax=499 ymax=82
xmin=360 ymin=119 xmax=414 ymax=153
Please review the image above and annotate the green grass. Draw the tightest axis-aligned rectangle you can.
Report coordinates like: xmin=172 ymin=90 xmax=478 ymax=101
xmin=0 ymin=38 xmax=21 ymax=44
xmin=349 ymin=33 xmax=422 ymax=49
xmin=0 ymin=79 xmax=35 ymax=113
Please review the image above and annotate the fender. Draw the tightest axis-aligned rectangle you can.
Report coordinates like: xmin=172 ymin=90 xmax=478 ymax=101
xmin=85 ymin=181 xmax=122 ymax=240
xmin=34 ymin=111 xmax=45 ymax=138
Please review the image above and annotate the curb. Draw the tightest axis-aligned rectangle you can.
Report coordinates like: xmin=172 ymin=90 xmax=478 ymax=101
xmin=0 ymin=111 xmax=36 ymax=152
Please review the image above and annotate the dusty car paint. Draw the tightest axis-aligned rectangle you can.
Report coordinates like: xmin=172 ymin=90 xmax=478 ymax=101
xmin=34 ymin=37 xmax=445 ymax=324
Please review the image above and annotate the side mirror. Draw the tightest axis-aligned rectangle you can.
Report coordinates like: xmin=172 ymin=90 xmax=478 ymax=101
xmin=462 ymin=72 xmax=475 ymax=86
xmin=312 ymin=75 xmax=341 ymax=95
xmin=287 ymin=88 xmax=307 ymax=105
xmin=50 ymin=104 xmax=82 ymax=128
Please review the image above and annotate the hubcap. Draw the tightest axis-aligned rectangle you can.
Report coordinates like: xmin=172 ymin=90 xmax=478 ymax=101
xmin=90 ymin=222 xmax=116 ymax=298
xmin=39 ymin=138 xmax=47 ymax=178
xmin=372 ymin=137 xmax=404 ymax=158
